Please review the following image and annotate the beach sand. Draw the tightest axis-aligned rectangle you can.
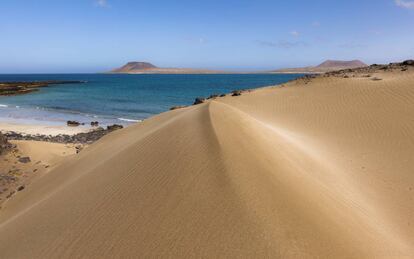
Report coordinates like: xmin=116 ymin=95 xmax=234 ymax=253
xmin=0 ymin=140 xmax=77 ymax=208
xmin=0 ymin=66 xmax=413 ymax=258
xmin=0 ymin=122 xmax=91 ymax=136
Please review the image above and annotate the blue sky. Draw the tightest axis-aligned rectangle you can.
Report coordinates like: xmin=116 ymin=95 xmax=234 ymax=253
xmin=0 ymin=0 xmax=413 ymax=73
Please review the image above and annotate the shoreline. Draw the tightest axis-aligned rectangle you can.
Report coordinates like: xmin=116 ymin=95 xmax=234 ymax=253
xmin=0 ymin=122 xmax=91 ymax=136
xmin=0 ymin=61 xmax=414 ymax=257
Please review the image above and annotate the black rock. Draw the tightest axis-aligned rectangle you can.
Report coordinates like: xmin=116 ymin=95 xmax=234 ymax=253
xmin=207 ymin=94 xmax=219 ymax=99
xmin=0 ymin=133 xmax=13 ymax=154
xmin=402 ymin=60 xmax=414 ymax=66
xmin=67 ymin=121 xmax=80 ymax=127
xmin=17 ymin=185 xmax=25 ymax=192
xmin=170 ymin=106 xmax=186 ymax=110
xmin=231 ymin=90 xmax=242 ymax=96
xmin=193 ymin=97 xmax=205 ymax=105
xmin=91 ymin=121 xmax=99 ymax=127
xmin=107 ymin=124 xmax=123 ymax=131
xmin=371 ymin=77 xmax=382 ymax=81
xmin=18 ymin=157 xmax=31 ymax=163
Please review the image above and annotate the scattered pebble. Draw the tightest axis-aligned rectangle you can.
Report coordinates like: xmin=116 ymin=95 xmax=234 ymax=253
xmin=18 ymin=157 xmax=31 ymax=163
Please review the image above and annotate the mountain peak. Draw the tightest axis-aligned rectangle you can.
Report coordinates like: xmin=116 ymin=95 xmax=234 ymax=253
xmin=111 ymin=62 xmax=158 ymax=73
xmin=316 ymin=60 xmax=367 ymax=69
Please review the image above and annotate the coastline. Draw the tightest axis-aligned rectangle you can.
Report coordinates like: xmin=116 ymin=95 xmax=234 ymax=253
xmin=0 ymin=122 xmax=91 ymax=136
xmin=1 ymin=61 xmax=414 ymax=257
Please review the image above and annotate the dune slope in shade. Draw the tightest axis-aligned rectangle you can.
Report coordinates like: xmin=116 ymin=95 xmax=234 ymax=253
xmin=0 ymin=70 xmax=414 ymax=258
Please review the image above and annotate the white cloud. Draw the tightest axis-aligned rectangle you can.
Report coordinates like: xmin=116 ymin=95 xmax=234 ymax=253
xmin=290 ymin=31 xmax=300 ymax=37
xmin=395 ymin=0 xmax=414 ymax=9
xmin=95 ymin=0 xmax=109 ymax=8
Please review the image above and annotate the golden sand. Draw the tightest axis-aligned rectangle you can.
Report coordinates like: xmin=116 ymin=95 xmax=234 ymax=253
xmin=0 ymin=68 xmax=413 ymax=258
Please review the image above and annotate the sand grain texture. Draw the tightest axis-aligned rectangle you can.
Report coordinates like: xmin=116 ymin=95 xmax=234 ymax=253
xmin=0 ymin=69 xmax=413 ymax=258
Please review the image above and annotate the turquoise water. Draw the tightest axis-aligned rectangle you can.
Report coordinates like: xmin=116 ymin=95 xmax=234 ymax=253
xmin=0 ymin=74 xmax=303 ymax=126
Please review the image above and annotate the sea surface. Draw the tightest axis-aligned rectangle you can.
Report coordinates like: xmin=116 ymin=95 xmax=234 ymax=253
xmin=0 ymin=74 xmax=303 ymax=126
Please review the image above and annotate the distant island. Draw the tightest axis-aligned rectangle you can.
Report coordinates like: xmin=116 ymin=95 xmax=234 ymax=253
xmin=110 ymin=62 xmax=226 ymax=74
xmin=271 ymin=60 xmax=368 ymax=74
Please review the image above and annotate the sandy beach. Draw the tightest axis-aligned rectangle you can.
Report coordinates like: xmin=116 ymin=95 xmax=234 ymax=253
xmin=0 ymin=63 xmax=413 ymax=258
xmin=0 ymin=122 xmax=91 ymax=136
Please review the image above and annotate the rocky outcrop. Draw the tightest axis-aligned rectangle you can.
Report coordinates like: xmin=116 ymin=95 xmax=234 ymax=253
xmin=0 ymin=81 xmax=85 ymax=96
xmin=193 ymin=97 xmax=206 ymax=105
xmin=67 ymin=121 xmax=81 ymax=127
xmin=106 ymin=124 xmax=123 ymax=131
xmin=325 ymin=60 xmax=414 ymax=77
xmin=3 ymin=124 xmax=124 ymax=145
xmin=0 ymin=133 xmax=13 ymax=155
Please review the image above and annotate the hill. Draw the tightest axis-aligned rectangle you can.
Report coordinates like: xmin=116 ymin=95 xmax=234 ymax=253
xmin=272 ymin=59 xmax=368 ymax=73
xmin=111 ymin=62 xmax=158 ymax=73
xmin=316 ymin=60 xmax=367 ymax=69
xmin=110 ymin=62 xmax=225 ymax=74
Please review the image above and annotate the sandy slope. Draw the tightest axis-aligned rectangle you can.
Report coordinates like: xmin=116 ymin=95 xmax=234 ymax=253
xmin=0 ymin=69 xmax=413 ymax=258
xmin=0 ymin=141 xmax=77 ymax=207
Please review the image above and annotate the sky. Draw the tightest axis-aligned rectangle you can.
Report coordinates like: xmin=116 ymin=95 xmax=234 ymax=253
xmin=0 ymin=0 xmax=413 ymax=73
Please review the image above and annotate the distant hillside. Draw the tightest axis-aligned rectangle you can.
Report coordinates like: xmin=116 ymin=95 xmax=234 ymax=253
xmin=111 ymin=62 xmax=158 ymax=73
xmin=272 ymin=60 xmax=368 ymax=74
xmin=110 ymin=62 xmax=225 ymax=74
xmin=316 ymin=60 xmax=367 ymax=69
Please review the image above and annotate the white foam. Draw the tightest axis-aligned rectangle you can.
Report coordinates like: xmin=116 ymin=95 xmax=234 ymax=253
xmin=0 ymin=104 xmax=8 ymax=108
xmin=118 ymin=117 xmax=142 ymax=123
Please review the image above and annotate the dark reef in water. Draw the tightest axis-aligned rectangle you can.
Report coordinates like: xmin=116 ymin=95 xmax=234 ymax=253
xmin=0 ymin=80 xmax=85 ymax=96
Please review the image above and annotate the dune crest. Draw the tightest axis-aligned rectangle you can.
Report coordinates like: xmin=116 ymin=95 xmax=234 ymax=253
xmin=0 ymin=68 xmax=414 ymax=258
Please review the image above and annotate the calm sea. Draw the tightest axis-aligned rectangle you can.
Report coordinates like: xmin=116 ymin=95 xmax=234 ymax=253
xmin=0 ymin=73 xmax=303 ymax=126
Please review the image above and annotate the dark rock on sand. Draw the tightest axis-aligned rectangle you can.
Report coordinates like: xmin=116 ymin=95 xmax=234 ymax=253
xmin=402 ymin=60 xmax=414 ymax=66
xmin=17 ymin=185 xmax=25 ymax=192
xmin=3 ymin=124 xmax=124 ymax=145
xmin=231 ymin=90 xmax=242 ymax=96
xmin=91 ymin=121 xmax=99 ymax=127
xmin=18 ymin=157 xmax=31 ymax=163
xmin=170 ymin=106 xmax=186 ymax=110
xmin=371 ymin=77 xmax=382 ymax=81
xmin=67 ymin=121 xmax=81 ymax=127
xmin=193 ymin=97 xmax=206 ymax=105
xmin=107 ymin=124 xmax=123 ymax=131
xmin=0 ymin=133 xmax=13 ymax=155
xmin=207 ymin=94 xmax=219 ymax=99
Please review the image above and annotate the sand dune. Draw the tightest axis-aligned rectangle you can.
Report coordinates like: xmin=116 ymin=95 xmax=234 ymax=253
xmin=0 ymin=68 xmax=414 ymax=258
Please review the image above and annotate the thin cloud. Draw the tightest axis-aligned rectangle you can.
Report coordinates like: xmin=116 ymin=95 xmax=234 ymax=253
xmin=258 ymin=40 xmax=308 ymax=49
xmin=290 ymin=30 xmax=300 ymax=37
xmin=395 ymin=0 xmax=414 ymax=9
xmin=95 ymin=0 xmax=110 ymax=8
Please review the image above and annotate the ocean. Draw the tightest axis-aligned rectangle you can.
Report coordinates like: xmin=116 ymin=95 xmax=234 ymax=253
xmin=0 ymin=73 xmax=303 ymax=126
